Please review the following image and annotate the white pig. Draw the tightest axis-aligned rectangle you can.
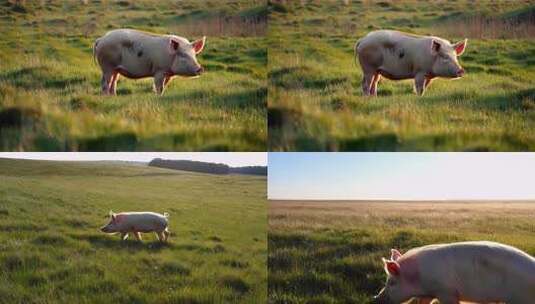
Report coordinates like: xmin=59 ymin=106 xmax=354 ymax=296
xmin=93 ymin=29 xmax=206 ymax=96
xmin=100 ymin=211 xmax=170 ymax=242
xmin=374 ymin=241 xmax=535 ymax=304
xmin=355 ymin=30 xmax=467 ymax=96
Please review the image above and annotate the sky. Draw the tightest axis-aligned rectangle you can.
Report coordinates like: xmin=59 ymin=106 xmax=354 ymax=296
xmin=268 ymin=153 xmax=535 ymax=200
xmin=0 ymin=153 xmax=267 ymax=167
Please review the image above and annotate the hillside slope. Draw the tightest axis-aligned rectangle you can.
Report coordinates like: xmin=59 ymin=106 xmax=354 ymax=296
xmin=0 ymin=158 xmax=267 ymax=303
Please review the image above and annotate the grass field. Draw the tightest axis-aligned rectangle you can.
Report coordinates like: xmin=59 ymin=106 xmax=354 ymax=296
xmin=268 ymin=200 xmax=535 ymax=303
xmin=0 ymin=0 xmax=267 ymax=151
xmin=268 ymin=0 xmax=535 ymax=151
xmin=0 ymin=158 xmax=267 ymax=303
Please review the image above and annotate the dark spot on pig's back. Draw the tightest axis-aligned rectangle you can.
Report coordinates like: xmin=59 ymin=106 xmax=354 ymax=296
xmin=121 ymin=40 xmax=133 ymax=48
xmin=383 ymin=41 xmax=395 ymax=49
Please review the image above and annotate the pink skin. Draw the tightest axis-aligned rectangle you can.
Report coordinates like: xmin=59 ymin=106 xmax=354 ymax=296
xmin=95 ymin=30 xmax=206 ymax=96
xmin=374 ymin=244 xmax=521 ymax=304
xmin=100 ymin=211 xmax=170 ymax=242
xmin=357 ymin=31 xmax=467 ymax=96
xmin=374 ymin=249 xmax=426 ymax=304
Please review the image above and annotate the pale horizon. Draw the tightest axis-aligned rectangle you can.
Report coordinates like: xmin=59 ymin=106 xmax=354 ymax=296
xmin=269 ymin=153 xmax=535 ymax=201
xmin=0 ymin=152 xmax=267 ymax=167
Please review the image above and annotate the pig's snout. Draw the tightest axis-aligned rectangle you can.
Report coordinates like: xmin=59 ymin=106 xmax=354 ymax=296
xmin=456 ymin=68 xmax=465 ymax=77
xmin=195 ymin=66 xmax=204 ymax=75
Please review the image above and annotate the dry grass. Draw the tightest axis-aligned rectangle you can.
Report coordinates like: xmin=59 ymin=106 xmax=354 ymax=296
xmin=271 ymin=199 xmax=535 ymax=220
xmin=437 ymin=14 xmax=535 ymax=39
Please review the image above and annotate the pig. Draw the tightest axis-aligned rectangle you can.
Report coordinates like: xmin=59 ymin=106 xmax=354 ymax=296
xmin=100 ymin=211 xmax=170 ymax=242
xmin=355 ymin=30 xmax=467 ymax=96
xmin=93 ymin=29 xmax=206 ymax=96
xmin=374 ymin=241 xmax=535 ymax=304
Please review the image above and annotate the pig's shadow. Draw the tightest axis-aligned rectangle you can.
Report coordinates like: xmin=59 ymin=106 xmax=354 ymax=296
xmin=70 ymin=234 xmax=173 ymax=252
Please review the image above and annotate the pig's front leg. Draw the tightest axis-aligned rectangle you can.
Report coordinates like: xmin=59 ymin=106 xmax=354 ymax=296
xmin=153 ymin=72 xmax=166 ymax=96
xmin=120 ymin=232 xmax=129 ymax=240
xmin=134 ymin=232 xmax=143 ymax=241
xmin=164 ymin=229 xmax=170 ymax=242
xmin=424 ymin=77 xmax=434 ymax=91
xmin=414 ymin=73 xmax=426 ymax=96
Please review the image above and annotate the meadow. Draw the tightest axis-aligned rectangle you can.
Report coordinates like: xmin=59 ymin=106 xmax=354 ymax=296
xmin=0 ymin=0 xmax=267 ymax=151
xmin=268 ymin=0 xmax=535 ymax=151
xmin=0 ymin=158 xmax=267 ymax=303
xmin=269 ymin=200 xmax=535 ymax=303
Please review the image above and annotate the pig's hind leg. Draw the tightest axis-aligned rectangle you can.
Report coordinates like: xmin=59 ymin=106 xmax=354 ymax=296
xmin=134 ymin=232 xmax=142 ymax=241
xmin=120 ymin=232 xmax=129 ymax=240
xmin=156 ymin=231 xmax=165 ymax=242
xmin=370 ymin=73 xmax=381 ymax=96
xmin=164 ymin=228 xmax=170 ymax=242
xmin=101 ymin=71 xmax=114 ymax=95
xmin=361 ymin=72 xmax=376 ymax=96
xmin=108 ymin=72 xmax=119 ymax=95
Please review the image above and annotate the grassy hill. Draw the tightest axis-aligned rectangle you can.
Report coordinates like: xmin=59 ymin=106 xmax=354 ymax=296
xmin=0 ymin=158 xmax=266 ymax=303
xmin=0 ymin=0 xmax=267 ymax=151
xmin=268 ymin=200 xmax=535 ymax=303
xmin=268 ymin=0 xmax=535 ymax=151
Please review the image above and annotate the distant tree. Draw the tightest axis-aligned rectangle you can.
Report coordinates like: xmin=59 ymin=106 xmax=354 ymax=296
xmin=230 ymin=166 xmax=267 ymax=176
xmin=148 ymin=159 xmax=266 ymax=176
xmin=149 ymin=159 xmax=230 ymax=175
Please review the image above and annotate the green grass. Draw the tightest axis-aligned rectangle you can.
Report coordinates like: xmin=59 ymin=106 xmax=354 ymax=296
xmin=268 ymin=200 xmax=535 ymax=304
xmin=0 ymin=158 xmax=266 ymax=303
xmin=0 ymin=0 xmax=267 ymax=151
xmin=268 ymin=0 xmax=535 ymax=151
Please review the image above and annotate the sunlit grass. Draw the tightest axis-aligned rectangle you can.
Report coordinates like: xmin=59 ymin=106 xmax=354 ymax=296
xmin=0 ymin=158 xmax=267 ymax=303
xmin=0 ymin=0 xmax=267 ymax=151
xmin=268 ymin=0 xmax=535 ymax=151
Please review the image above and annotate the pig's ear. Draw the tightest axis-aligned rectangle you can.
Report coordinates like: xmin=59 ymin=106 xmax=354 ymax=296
xmin=382 ymin=258 xmax=401 ymax=276
xmin=192 ymin=36 xmax=206 ymax=54
xmin=109 ymin=210 xmax=116 ymax=220
xmin=453 ymin=39 xmax=467 ymax=56
xmin=169 ymin=38 xmax=180 ymax=54
xmin=390 ymin=249 xmax=402 ymax=261
xmin=431 ymin=40 xmax=441 ymax=54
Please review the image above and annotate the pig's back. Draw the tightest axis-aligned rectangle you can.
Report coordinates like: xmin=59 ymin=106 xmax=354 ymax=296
xmin=411 ymin=241 xmax=535 ymax=301
xmin=97 ymin=29 xmax=170 ymax=77
xmin=118 ymin=212 xmax=168 ymax=232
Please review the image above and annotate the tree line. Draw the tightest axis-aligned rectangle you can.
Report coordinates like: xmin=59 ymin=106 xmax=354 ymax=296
xmin=148 ymin=159 xmax=267 ymax=176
